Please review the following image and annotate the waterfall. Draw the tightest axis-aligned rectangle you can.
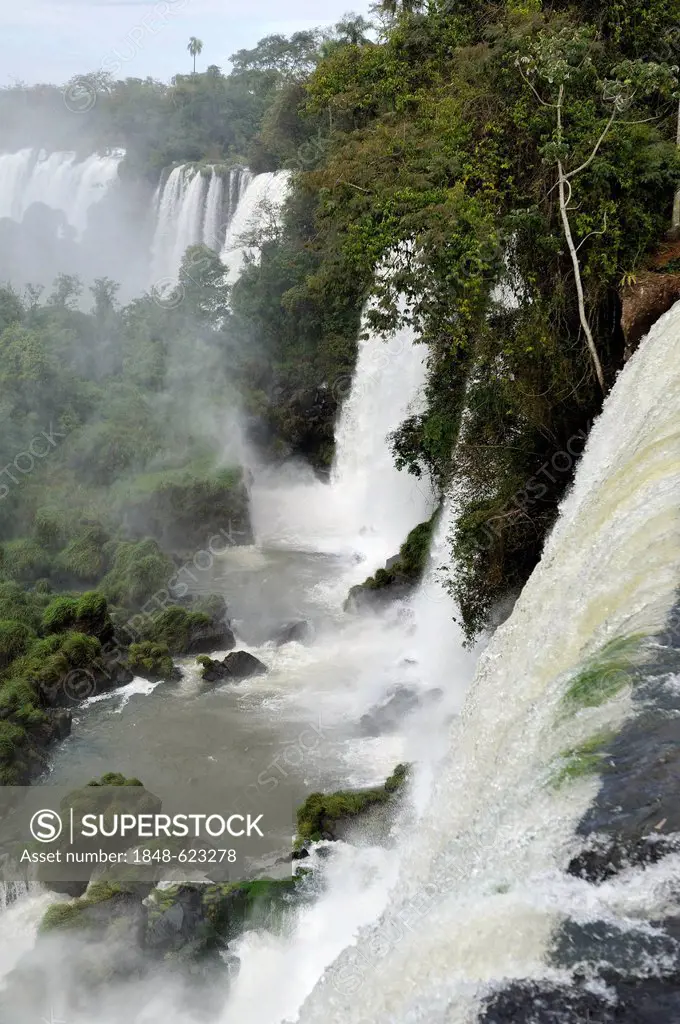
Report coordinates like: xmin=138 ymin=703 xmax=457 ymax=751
xmin=0 ymin=148 xmax=123 ymax=237
xmin=327 ymin=318 xmax=436 ymax=571
xmin=220 ymin=171 xmax=291 ymax=282
xmin=202 ymin=171 xmax=224 ymax=249
xmin=293 ymin=301 xmax=680 ymax=1023
xmin=250 ymin=315 xmax=437 ymax=581
xmin=150 ymin=164 xmax=253 ymax=287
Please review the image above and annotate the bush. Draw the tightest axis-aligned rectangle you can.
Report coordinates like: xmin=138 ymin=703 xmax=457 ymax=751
xmin=55 ymin=522 xmax=110 ymax=582
xmin=0 ymin=619 xmax=34 ymax=669
xmin=0 ymin=539 xmax=52 ymax=584
xmin=42 ymin=596 xmax=79 ymax=634
xmin=141 ymin=606 xmax=211 ymax=654
xmin=100 ymin=539 xmax=174 ymax=611
xmin=295 ymin=764 xmax=410 ymax=846
xmin=128 ymin=641 xmax=174 ymax=680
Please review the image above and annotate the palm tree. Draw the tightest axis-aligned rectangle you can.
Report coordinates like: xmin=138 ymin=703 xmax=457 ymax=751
xmin=187 ymin=37 xmax=204 ymax=74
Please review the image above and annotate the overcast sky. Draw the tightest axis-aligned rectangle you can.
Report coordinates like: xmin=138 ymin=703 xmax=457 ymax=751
xmin=4 ymin=0 xmax=371 ymax=86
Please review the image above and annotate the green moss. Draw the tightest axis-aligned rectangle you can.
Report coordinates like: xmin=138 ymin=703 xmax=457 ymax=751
xmin=551 ymin=731 xmax=617 ymax=788
xmin=351 ymin=516 xmax=437 ymax=595
xmin=562 ymin=634 xmax=647 ymax=711
xmin=128 ymin=641 xmax=174 ymax=679
xmin=87 ymin=773 xmax=144 ymax=787
xmin=295 ymin=763 xmax=410 ymax=847
xmin=200 ymin=877 xmax=300 ymax=942
xmin=39 ymin=881 xmax=128 ymax=934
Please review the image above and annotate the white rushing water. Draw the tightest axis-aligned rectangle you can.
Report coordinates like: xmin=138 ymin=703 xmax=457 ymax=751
xmin=0 ymin=148 xmax=123 ymax=237
xmin=251 ymin=313 xmax=436 ymax=589
xmin=291 ymin=300 xmax=680 ymax=1023
xmin=220 ymin=171 xmax=290 ymax=282
xmin=150 ymin=164 xmax=252 ymax=286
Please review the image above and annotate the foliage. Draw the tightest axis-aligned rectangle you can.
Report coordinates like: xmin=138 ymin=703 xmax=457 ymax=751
xmin=100 ymin=540 xmax=174 ymax=611
xmin=295 ymin=763 xmax=409 ymax=846
xmin=140 ymin=607 xmax=210 ymax=655
xmin=127 ymin=642 xmax=174 ymax=679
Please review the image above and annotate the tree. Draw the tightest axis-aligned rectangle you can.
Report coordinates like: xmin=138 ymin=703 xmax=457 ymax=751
xmin=518 ymin=28 xmax=679 ymax=393
xmin=187 ymin=37 xmax=204 ymax=74
xmin=332 ymin=15 xmax=373 ymax=47
xmin=230 ymin=31 xmax=322 ymax=81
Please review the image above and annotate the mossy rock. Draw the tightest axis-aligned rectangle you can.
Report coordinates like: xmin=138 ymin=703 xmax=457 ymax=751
xmin=140 ymin=603 xmax=234 ymax=655
xmin=127 ymin=641 xmax=176 ymax=680
xmin=39 ymin=881 xmax=138 ymax=934
xmin=345 ymin=516 xmax=436 ymax=611
xmin=146 ymin=877 xmax=301 ymax=955
xmin=295 ymin=763 xmax=410 ymax=847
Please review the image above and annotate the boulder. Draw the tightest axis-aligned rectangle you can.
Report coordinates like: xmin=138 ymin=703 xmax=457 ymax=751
xmin=359 ymin=685 xmax=443 ymax=736
xmin=198 ymin=651 xmax=268 ymax=683
xmin=271 ymin=620 xmax=312 ymax=646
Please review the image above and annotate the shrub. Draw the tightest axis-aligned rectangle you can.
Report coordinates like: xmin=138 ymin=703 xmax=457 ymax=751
xmin=100 ymin=539 xmax=174 ymax=611
xmin=128 ymin=641 xmax=174 ymax=679
xmin=42 ymin=596 xmax=79 ymax=634
xmin=54 ymin=521 xmax=110 ymax=582
xmin=0 ymin=619 xmax=34 ymax=669
xmin=0 ymin=539 xmax=52 ymax=584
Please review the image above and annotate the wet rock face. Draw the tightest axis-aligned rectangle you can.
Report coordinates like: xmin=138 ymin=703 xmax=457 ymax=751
xmin=199 ymin=650 xmax=268 ymax=683
xmin=481 ymin=973 xmax=680 ymax=1023
xmin=621 ymin=271 xmax=680 ymax=359
xmin=359 ymin=684 xmax=443 ymax=736
xmin=271 ymin=619 xmax=312 ymax=646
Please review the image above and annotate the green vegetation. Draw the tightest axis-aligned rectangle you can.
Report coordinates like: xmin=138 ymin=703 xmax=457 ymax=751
xmin=295 ymin=763 xmax=410 ymax=846
xmin=551 ymin=731 xmax=616 ymax=788
xmin=562 ymin=634 xmax=647 ymax=710
xmin=349 ymin=515 xmax=437 ymax=601
xmin=227 ymin=0 xmax=680 ymax=636
xmin=127 ymin=642 xmax=174 ymax=680
xmin=100 ymin=541 xmax=174 ymax=611
xmin=39 ymin=881 xmax=130 ymax=933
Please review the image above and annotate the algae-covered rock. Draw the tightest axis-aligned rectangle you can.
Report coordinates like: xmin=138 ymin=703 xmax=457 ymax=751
xmin=345 ymin=516 xmax=436 ymax=612
xmin=141 ymin=603 xmax=235 ymax=655
xmin=198 ymin=651 xmax=268 ymax=683
xmin=295 ymin=764 xmax=410 ymax=847
xmin=127 ymin=641 xmax=177 ymax=681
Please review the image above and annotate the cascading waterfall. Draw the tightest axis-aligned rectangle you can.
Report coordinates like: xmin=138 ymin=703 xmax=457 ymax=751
xmin=294 ymin=300 xmax=680 ymax=1023
xmin=0 ymin=148 xmax=123 ymax=236
xmin=250 ymin=313 xmax=436 ymax=583
xmin=220 ymin=171 xmax=291 ymax=282
xmin=149 ymin=165 xmax=252 ymax=286
xmin=202 ymin=170 xmax=224 ymax=249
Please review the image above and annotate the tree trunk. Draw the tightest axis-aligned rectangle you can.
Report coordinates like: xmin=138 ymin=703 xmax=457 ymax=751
xmin=558 ymin=161 xmax=606 ymax=394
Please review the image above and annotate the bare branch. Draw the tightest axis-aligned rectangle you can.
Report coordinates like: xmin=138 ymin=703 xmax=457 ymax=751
xmin=565 ymin=106 xmax=618 ymax=180
xmin=517 ymin=63 xmax=555 ymax=108
xmin=576 ymin=211 xmax=609 ymax=252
